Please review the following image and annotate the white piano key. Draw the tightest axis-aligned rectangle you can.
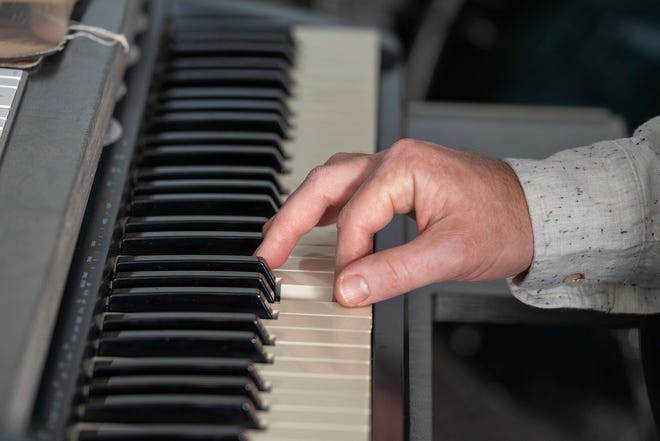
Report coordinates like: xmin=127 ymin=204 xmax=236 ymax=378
xmin=277 ymin=279 xmax=333 ymax=302
xmin=263 ymin=373 xmax=370 ymax=394
xmin=249 ymin=425 xmax=368 ymax=441
xmin=289 ymin=244 xmax=336 ymax=259
xmin=261 ymin=391 xmax=369 ymax=411
xmin=266 ymin=327 xmax=370 ymax=346
xmin=267 ymin=407 xmax=369 ymax=425
xmin=270 ymin=311 xmax=372 ymax=330
xmin=278 ymin=255 xmax=335 ymax=273
xmin=296 ymin=225 xmax=337 ymax=246
xmin=258 ymin=358 xmax=369 ymax=376
xmin=276 ymin=269 xmax=334 ymax=287
xmin=274 ymin=299 xmax=371 ymax=317
xmin=270 ymin=342 xmax=370 ymax=361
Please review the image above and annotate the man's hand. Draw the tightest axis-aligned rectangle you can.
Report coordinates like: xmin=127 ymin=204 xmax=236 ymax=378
xmin=255 ymin=139 xmax=534 ymax=306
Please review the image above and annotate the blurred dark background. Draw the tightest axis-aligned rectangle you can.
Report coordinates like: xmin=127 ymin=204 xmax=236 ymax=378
xmin=266 ymin=1 xmax=660 ymax=440
xmin=279 ymin=0 xmax=660 ymax=131
xmin=424 ymin=0 xmax=660 ymax=131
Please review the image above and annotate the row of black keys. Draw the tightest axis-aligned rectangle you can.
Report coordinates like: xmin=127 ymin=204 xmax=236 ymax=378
xmin=108 ymin=255 xmax=277 ymax=318
xmin=84 ymin=257 xmax=279 ymax=430
xmin=78 ymin=358 xmax=269 ymax=439
xmin=125 ymin=32 xmax=295 ymax=253
xmin=154 ymin=27 xmax=295 ymax=138
xmin=73 ymin=20 xmax=297 ymax=438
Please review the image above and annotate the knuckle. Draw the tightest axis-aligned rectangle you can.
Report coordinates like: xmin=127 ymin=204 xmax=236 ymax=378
xmin=382 ymin=256 xmax=413 ymax=291
xmin=325 ymin=152 xmax=354 ymax=165
xmin=336 ymin=206 xmax=351 ymax=229
xmin=336 ymin=205 xmax=364 ymax=236
xmin=305 ymin=164 xmax=328 ymax=184
xmin=387 ymin=138 xmax=421 ymax=158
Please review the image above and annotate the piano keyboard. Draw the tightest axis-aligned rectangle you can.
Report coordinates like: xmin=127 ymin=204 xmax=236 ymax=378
xmin=67 ymin=13 xmax=380 ymax=441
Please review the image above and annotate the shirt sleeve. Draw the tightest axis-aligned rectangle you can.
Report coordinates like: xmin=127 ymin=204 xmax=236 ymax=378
xmin=503 ymin=116 xmax=660 ymax=314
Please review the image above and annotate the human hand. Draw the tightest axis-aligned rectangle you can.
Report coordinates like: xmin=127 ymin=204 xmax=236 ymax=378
xmin=255 ymin=139 xmax=534 ymax=306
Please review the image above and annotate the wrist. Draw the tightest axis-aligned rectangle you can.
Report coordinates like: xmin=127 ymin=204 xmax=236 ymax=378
xmin=500 ymin=160 xmax=534 ymax=276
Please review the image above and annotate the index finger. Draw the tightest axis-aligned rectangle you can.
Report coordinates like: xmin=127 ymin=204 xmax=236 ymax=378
xmin=254 ymin=153 xmax=379 ymax=268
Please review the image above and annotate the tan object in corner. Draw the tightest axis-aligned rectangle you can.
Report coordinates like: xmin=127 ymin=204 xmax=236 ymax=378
xmin=0 ymin=0 xmax=76 ymax=60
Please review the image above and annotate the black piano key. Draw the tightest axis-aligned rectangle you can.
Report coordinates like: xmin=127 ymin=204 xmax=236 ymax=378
xmin=172 ymin=17 xmax=291 ymax=34
xmin=144 ymin=132 xmax=289 ymax=158
xmin=79 ymin=395 xmax=263 ymax=428
xmin=97 ymin=330 xmax=271 ymax=362
xmin=101 ymin=312 xmax=273 ymax=345
xmin=171 ymin=21 xmax=291 ymax=35
xmin=149 ymin=112 xmax=289 ymax=138
xmin=107 ymin=287 xmax=275 ymax=318
xmin=135 ymin=164 xmax=277 ymax=180
xmin=91 ymin=358 xmax=269 ymax=391
xmin=156 ymin=99 xmax=290 ymax=120
xmin=133 ymin=180 xmax=281 ymax=205
xmin=87 ymin=375 xmax=267 ymax=410
xmin=173 ymin=30 xmax=294 ymax=46
xmin=170 ymin=41 xmax=294 ymax=65
xmin=140 ymin=146 xmax=287 ymax=173
xmin=169 ymin=56 xmax=290 ymax=71
xmin=163 ymin=70 xmax=292 ymax=95
xmin=120 ymin=232 xmax=262 ymax=256
xmin=111 ymin=271 xmax=276 ymax=303
xmin=161 ymin=87 xmax=286 ymax=102
xmin=136 ymin=166 xmax=285 ymax=193
xmin=114 ymin=255 xmax=277 ymax=295
xmin=76 ymin=424 xmax=247 ymax=441
xmin=129 ymin=193 xmax=278 ymax=217
xmin=124 ymin=215 xmax=267 ymax=233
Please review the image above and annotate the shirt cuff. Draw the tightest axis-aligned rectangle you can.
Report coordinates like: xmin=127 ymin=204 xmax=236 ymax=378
xmin=503 ymin=139 xmax=645 ymax=291
xmin=505 ymin=279 xmax=660 ymax=314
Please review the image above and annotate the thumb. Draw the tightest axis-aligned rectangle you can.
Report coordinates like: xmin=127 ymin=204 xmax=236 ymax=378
xmin=334 ymin=232 xmax=465 ymax=306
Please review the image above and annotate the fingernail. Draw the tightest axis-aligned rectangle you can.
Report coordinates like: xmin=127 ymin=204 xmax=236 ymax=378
xmin=339 ymin=275 xmax=370 ymax=305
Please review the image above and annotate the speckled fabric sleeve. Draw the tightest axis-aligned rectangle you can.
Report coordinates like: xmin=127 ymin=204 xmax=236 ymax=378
xmin=504 ymin=116 xmax=660 ymax=313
